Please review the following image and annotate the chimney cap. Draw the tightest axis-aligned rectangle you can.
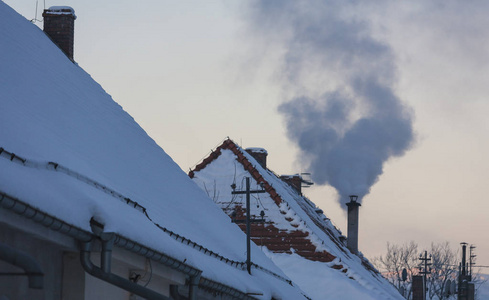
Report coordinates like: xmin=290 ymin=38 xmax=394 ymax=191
xmin=44 ymin=6 xmax=77 ymax=19
xmin=245 ymin=147 xmax=268 ymax=155
xmin=280 ymin=174 xmax=302 ymax=180
xmin=346 ymin=195 xmax=361 ymax=207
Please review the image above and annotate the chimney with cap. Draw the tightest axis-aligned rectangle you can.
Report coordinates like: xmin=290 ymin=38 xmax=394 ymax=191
xmin=346 ymin=195 xmax=361 ymax=254
xmin=42 ymin=6 xmax=76 ymax=61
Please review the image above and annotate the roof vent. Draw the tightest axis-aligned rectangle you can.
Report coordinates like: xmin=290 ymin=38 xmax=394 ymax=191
xmin=42 ymin=6 xmax=76 ymax=61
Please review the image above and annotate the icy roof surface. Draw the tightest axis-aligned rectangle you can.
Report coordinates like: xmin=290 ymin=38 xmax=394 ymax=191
xmin=191 ymin=140 xmax=404 ymax=299
xmin=0 ymin=3 xmax=305 ymax=299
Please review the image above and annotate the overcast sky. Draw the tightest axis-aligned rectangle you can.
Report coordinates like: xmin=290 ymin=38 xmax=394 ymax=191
xmin=6 ymin=0 xmax=489 ymax=267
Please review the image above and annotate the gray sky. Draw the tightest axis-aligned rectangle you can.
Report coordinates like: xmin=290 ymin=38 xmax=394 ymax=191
xmin=6 ymin=0 xmax=489 ymax=267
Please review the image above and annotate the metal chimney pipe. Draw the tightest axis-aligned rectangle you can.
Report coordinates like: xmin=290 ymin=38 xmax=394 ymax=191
xmin=461 ymin=242 xmax=468 ymax=276
xmin=346 ymin=195 xmax=361 ymax=254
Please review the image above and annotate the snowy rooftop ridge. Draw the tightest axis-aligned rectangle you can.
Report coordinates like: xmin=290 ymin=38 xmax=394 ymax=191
xmin=190 ymin=137 xmax=405 ymax=299
xmin=0 ymin=3 xmax=306 ymax=298
xmin=0 ymin=144 xmax=294 ymax=283
xmin=191 ymin=139 xmax=346 ymax=245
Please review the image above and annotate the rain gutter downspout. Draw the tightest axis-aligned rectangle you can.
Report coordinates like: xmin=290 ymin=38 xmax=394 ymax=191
xmin=80 ymin=239 xmax=170 ymax=300
xmin=0 ymin=242 xmax=43 ymax=289
xmin=170 ymin=285 xmax=187 ymax=300
xmin=0 ymin=191 xmax=256 ymax=300
xmin=89 ymin=219 xmax=201 ymax=300
xmin=189 ymin=275 xmax=200 ymax=300
xmin=169 ymin=275 xmax=200 ymax=300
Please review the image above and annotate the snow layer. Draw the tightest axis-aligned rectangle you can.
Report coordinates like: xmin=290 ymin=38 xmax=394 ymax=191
xmin=245 ymin=147 xmax=268 ymax=154
xmin=46 ymin=6 xmax=76 ymax=17
xmin=192 ymin=145 xmax=404 ymax=299
xmin=0 ymin=3 xmax=305 ymax=299
xmin=476 ymin=274 xmax=489 ymax=300
xmin=194 ymin=150 xmax=293 ymax=230
xmin=267 ymin=252 xmax=379 ymax=300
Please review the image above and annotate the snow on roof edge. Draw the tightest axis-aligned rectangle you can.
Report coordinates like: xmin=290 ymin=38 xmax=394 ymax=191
xmin=0 ymin=4 xmax=305 ymax=297
xmin=190 ymin=137 xmax=403 ymax=299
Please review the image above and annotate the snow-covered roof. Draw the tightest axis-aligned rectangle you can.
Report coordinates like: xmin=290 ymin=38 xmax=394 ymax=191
xmin=190 ymin=138 xmax=404 ymax=299
xmin=0 ymin=3 xmax=305 ymax=299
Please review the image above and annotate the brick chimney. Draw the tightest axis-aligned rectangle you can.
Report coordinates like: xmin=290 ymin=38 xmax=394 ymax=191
xmin=280 ymin=175 xmax=302 ymax=194
xmin=346 ymin=195 xmax=361 ymax=254
xmin=42 ymin=6 xmax=76 ymax=61
xmin=245 ymin=148 xmax=268 ymax=169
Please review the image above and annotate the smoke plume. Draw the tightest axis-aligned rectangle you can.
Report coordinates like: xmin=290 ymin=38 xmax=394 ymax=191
xmin=246 ymin=1 xmax=414 ymax=204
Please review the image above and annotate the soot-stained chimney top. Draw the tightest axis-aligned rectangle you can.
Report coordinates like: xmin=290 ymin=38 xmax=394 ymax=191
xmin=42 ymin=6 xmax=76 ymax=61
xmin=346 ymin=195 xmax=361 ymax=254
xmin=280 ymin=174 xmax=303 ymax=194
xmin=245 ymin=147 xmax=268 ymax=169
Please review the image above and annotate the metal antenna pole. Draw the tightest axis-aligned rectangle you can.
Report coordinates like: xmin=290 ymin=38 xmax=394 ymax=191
xmin=245 ymin=177 xmax=251 ymax=274
xmin=458 ymin=242 xmax=468 ymax=300
xmin=231 ymin=177 xmax=266 ymax=275
xmin=419 ymin=250 xmax=431 ymax=300
xmin=469 ymin=245 xmax=476 ymax=278
xmin=461 ymin=243 xmax=467 ymax=277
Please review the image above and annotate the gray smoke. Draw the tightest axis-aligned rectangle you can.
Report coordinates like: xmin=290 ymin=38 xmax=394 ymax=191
xmin=247 ymin=1 xmax=414 ymax=204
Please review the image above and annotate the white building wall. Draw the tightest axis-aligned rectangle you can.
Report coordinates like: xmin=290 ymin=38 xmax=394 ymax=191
xmin=0 ymin=221 xmax=65 ymax=300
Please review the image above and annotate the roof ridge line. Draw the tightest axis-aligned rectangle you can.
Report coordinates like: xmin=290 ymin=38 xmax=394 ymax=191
xmin=0 ymin=190 xmax=261 ymax=299
xmin=189 ymin=141 xmax=366 ymax=274
xmin=1 ymin=145 xmax=293 ymax=284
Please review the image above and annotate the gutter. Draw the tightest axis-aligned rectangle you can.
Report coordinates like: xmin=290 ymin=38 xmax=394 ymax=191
xmin=88 ymin=219 xmax=201 ymax=300
xmin=0 ymin=191 xmax=91 ymax=242
xmin=113 ymin=234 xmax=201 ymax=278
xmin=170 ymin=285 xmax=188 ymax=300
xmin=0 ymin=191 xmax=258 ymax=299
xmin=199 ymin=277 xmax=258 ymax=300
xmin=80 ymin=239 xmax=170 ymax=300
